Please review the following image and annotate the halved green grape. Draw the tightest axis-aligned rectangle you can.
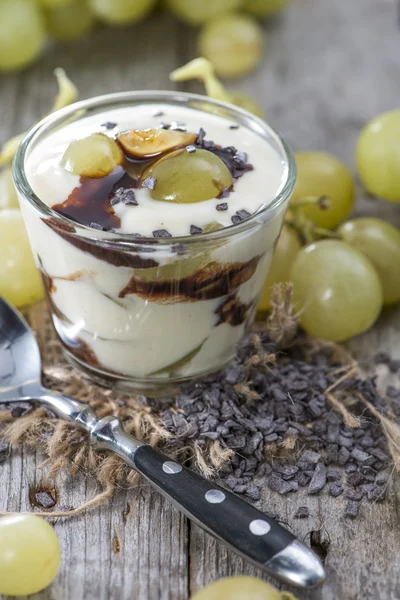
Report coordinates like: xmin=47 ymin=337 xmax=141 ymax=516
xmin=198 ymin=13 xmax=264 ymax=79
xmin=0 ymin=210 xmax=44 ymax=308
xmin=135 ymin=252 xmax=209 ymax=282
xmin=0 ymin=514 xmax=61 ymax=596
xmin=338 ymin=218 xmax=400 ymax=306
xmin=290 ymin=240 xmax=382 ymax=342
xmin=191 ymin=576 xmax=297 ymax=600
xmin=258 ymin=225 xmax=301 ymax=312
xmin=167 ymin=0 xmax=243 ymax=25
xmin=357 ymin=109 xmax=400 ymax=202
xmin=88 ymin=0 xmax=156 ymax=25
xmin=291 ymin=152 xmax=355 ymax=229
xmin=147 ymin=149 xmax=233 ymax=204
xmin=0 ymin=166 xmax=20 ymax=209
xmin=45 ymin=0 xmax=95 ymax=41
xmin=61 ymin=133 xmax=124 ymax=178
xmin=244 ymin=0 xmax=291 ymax=17
xmin=0 ymin=0 xmax=46 ymax=72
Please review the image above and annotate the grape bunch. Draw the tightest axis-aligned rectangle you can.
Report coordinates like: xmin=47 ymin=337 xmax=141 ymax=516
xmin=0 ymin=514 xmax=61 ymax=596
xmin=258 ymin=142 xmax=400 ymax=342
xmin=0 ymin=0 xmax=291 ymax=75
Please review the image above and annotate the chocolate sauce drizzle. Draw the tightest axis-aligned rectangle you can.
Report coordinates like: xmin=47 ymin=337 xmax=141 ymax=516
xmin=50 ymin=130 xmax=253 ymax=232
xmin=52 ymin=166 xmax=136 ymax=230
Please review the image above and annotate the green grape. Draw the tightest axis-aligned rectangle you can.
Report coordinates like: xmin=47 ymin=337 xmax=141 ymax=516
xmin=258 ymin=225 xmax=301 ymax=312
xmin=167 ymin=0 xmax=243 ymax=25
xmin=244 ymin=0 xmax=291 ymax=17
xmin=88 ymin=0 xmax=156 ymax=25
xmin=198 ymin=13 xmax=264 ymax=79
xmin=0 ymin=166 xmax=20 ymax=209
xmin=203 ymin=221 xmax=224 ymax=233
xmin=0 ymin=0 xmax=46 ymax=72
xmin=0 ymin=210 xmax=44 ymax=308
xmin=357 ymin=110 xmax=400 ymax=202
xmin=291 ymin=152 xmax=355 ymax=230
xmin=61 ymin=133 xmax=124 ymax=178
xmin=191 ymin=576 xmax=297 ymax=600
xmin=230 ymin=91 xmax=264 ymax=118
xmin=147 ymin=149 xmax=233 ymax=204
xmin=0 ymin=514 xmax=61 ymax=596
xmin=290 ymin=240 xmax=382 ymax=342
xmin=37 ymin=0 xmax=74 ymax=7
xmin=339 ymin=218 xmax=400 ymax=306
xmin=45 ymin=0 xmax=95 ymax=41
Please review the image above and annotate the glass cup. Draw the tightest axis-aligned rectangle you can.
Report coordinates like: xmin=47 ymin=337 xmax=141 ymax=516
xmin=14 ymin=91 xmax=296 ymax=393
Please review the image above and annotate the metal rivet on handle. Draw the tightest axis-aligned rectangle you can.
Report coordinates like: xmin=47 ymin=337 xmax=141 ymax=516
xmin=205 ymin=489 xmax=226 ymax=504
xmin=162 ymin=461 xmax=183 ymax=474
xmin=249 ymin=519 xmax=271 ymax=536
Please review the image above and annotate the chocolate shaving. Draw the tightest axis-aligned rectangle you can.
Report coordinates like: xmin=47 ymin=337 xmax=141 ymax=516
xmin=216 ymin=202 xmax=228 ymax=211
xmin=190 ymin=225 xmax=203 ymax=235
xmin=101 ymin=121 xmax=117 ymax=130
xmin=152 ymin=229 xmax=172 ymax=238
xmin=142 ymin=177 xmax=157 ymax=191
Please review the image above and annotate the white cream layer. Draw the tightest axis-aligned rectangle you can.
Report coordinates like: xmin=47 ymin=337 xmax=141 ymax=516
xmin=26 ymin=104 xmax=286 ymax=236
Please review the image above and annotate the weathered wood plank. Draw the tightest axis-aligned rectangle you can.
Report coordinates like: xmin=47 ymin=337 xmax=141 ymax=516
xmin=189 ymin=0 xmax=400 ymax=597
xmin=0 ymin=11 xmax=189 ymax=600
xmin=1 ymin=0 xmax=400 ymax=598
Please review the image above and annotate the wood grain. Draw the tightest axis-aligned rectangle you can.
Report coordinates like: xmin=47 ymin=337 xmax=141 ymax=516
xmin=1 ymin=0 xmax=400 ymax=598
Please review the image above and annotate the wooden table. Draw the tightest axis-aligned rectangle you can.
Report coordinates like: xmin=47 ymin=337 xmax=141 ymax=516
xmin=1 ymin=0 xmax=400 ymax=598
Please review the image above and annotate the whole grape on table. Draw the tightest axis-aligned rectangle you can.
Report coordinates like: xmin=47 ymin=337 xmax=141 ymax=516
xmin=0 ymin=0 xmax=291 ymax=73
xmin=258 ymin=133 xmax=400 ymax=342
xmin=0 ymin=514 xmax=61 ymax=596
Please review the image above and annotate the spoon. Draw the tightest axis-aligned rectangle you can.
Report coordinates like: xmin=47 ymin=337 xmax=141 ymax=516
xmin=0 ymin=297 xmax=325 ymax=588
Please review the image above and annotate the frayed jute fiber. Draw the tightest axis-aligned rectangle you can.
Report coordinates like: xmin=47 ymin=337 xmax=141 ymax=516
xmin=0 ymin=301 xmax=234 ymax=516
xmin=1 ymin=288 xmax=400 ymax=518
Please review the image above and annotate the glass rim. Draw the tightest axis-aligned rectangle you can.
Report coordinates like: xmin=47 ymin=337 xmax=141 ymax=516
xmin=13 ymin=90 xmax=297 ymax=245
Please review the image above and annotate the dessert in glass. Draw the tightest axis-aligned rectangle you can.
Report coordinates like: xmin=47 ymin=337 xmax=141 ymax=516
xmin=13 ymin=91 xmax=296 ymax=392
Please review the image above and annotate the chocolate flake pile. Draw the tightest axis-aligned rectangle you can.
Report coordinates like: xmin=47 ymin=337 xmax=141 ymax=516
xmin=161 ymin=332 xmax=397 ymax=519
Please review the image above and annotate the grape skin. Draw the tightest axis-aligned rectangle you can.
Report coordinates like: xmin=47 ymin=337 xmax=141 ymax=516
xmin=191 ymin=576 xmax=292 ymax=600
xmin=244 ymin=0 xmax=291 ymax=16
xmin=167 ymin=0 xmax=243 ymax=25
xmin=45 ymin=0 xmax=95 ymax=41
xmin=199 ymin=13 xmax=264 ymax=79
xmin=0 ymin=0 xmax=46 ymax=71
xmin=339 ymin=218 xmax=400 ymax=306
xmin=88 ymin=0 xmax=157 ymax=25
xmin=357 ymin=109 xmax=400 ymax=202
xmin=291 ymin=152 xmax=355 ymax=230
xmin=0 ymin=167 xmax=20 ymax=209
xmin=148 ymin=148 xmax=233 ymax=204
xmin=0 ymin=514 xmax=61 ymax=596
xmin=290 ymin=240 xmax=382 ymax=342
xmin=61 ymin=133 xmax=124 ymax=178
xmin=37 ymin=0 xmax=75 ymax=7
xmin=0 ymin=210 xmax=44 ymax=308
xmin=258 ymin=225 xmax=301 ymax=312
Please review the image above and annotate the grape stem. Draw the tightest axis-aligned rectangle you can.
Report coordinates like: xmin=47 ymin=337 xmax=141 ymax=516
xmin=0 ymin=69 xmax=77 ymax=167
